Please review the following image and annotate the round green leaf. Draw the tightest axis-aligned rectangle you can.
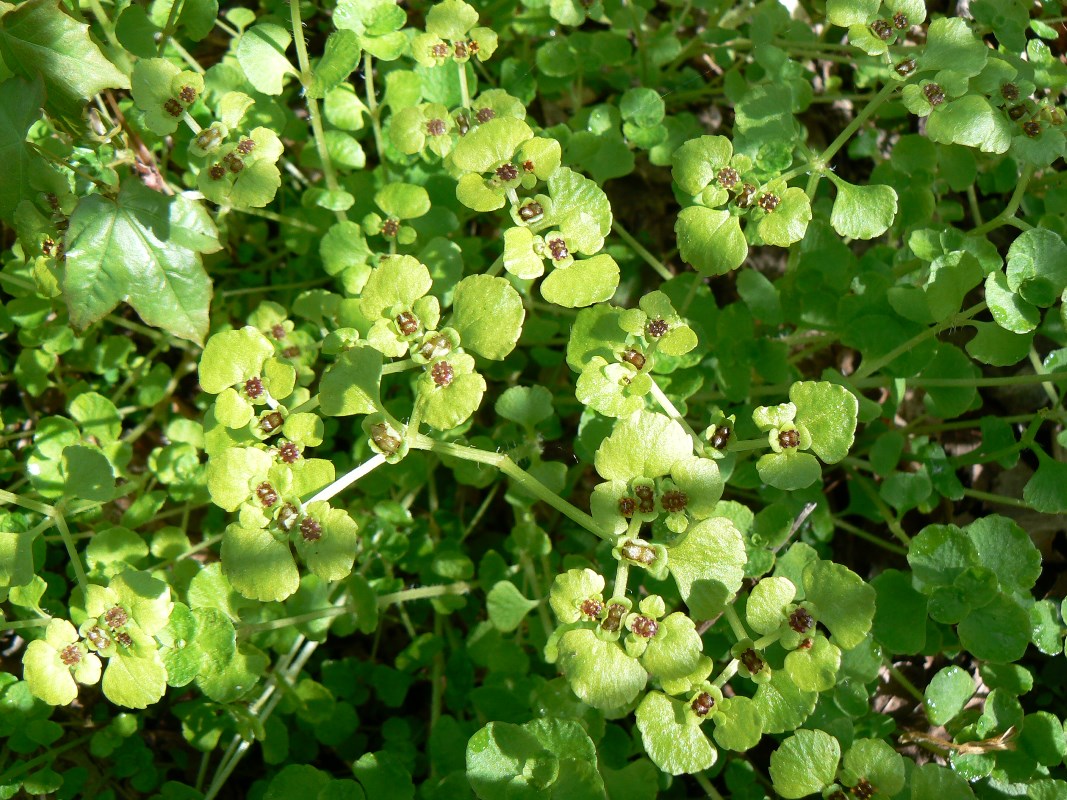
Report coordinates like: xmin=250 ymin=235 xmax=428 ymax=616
xmin=541 ymin=254 xmax=620 ymax=308
xmin=1006 ymin=228 xmax=1067 ymax=308
xmin=789 ymin=381 xmax=858 ymax=463
xmin=829 ymin=179 xmax=898 ymax=240
xmin=756 ymin=451 xmax=821 ymax=491
xmin=924 ymin=665 xmax=975 ymax=725
xmin=769 ymin=729 xmax=840 ymax=799
xmin=957 ymin=592 xmax=1031 ymax=663
xmin=757 ymin=188 xmax=811 ymax=247
xmin=235 ymin=23 xmax=296 ymax=95
xmin=557 ymin=629 xmax=646 ymax=711
xmin=451 ymin=274 xmax=525 ymax=360
xmin=802 ymin=559 xmax=875 ymax=650
xmin=199 ymin=327 xmax=274 ymax=395
xmin=221 ymin=524 xmax=300 ymax=602
xmin=635 ymin=691 xmax=717 ymax=776
xmin=675 ymin=206 xmax=747 ymax=276
xmin=667 ymin=517 xmax=747 ymax=617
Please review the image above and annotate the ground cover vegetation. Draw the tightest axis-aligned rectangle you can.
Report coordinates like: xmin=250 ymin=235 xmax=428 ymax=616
xmin=2 ymin=0 xmax=1067 ymax=796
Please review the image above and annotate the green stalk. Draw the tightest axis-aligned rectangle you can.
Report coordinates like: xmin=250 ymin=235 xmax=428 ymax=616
xmin=0 ymin=488 xmax=54 ymax=517
xmin=612 ymin=221 xmax=674 ymax=281
xmin=289 ymin=0 xmax=346 ymax=224
xmin=364 ymin=54 xmax=389 ymax=176
xmin=377 ymin=582 xmax=471 ymax=606
xmin=53 ymin=511 xmax=90 ymax=596
xmin=885 ymin=661 xmax=924 ymax=703
xmin=817 ymin=79 xmax=901 ymax=166
xmin=458 ymin=62 xmax=471 ymax=108
xmin=157 ymin=0 xmax=186 ymax=56
xmin=852 ymin=301 xmax=986 ymax=380
xmin=723 ymin=605 xmax=749 ymax=642
xmin=305 ymin=453 xmax=387 ymax=505
xmin=694 ymin=772 xmax=726 ymax=800
xmin=648 ymin=378 xmax=705 ymax=455
xmin=972 ymin=165 xmax=1035 ymax=236
xmin=411 ymin=435 xmax=612 ymax=541
xmin=2 ymin=617 xmax=50 ymax=630
xmin=0 ymin=736 xmax=91 ymax=786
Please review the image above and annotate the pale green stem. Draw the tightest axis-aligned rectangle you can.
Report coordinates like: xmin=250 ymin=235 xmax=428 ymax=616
xmin=1028 ymin=347 xmax=1060 ymax=406
xmin=2 ymin=617 xmax=51 ymax=630
xmin=410 ymin=434 xmax=612 ymax=541
xmin=818 ymin=79 xmax=901 ymax=166
xmin=156 ymin=533 xmax=224 ymax=569
xmin=694 ymin=772 xmax=726 ymax=800
xmin=728 ymin=438 xmax=769 ymax=453
xmin=648 ymin=378 xmax=705 ymax=456
xmin=852 ymin=302 xmax=986 ymax=380
xmin=960 ymin=488 xmax=1035 ymax=510
xmin=157 ymin=0 xmax=185 ymax=55
xmin=972 ymin=165 xmax=1035 ymax=236
xmin=87 ymin=0 xmax=120 ymax=49
xmin=182 ymin=112 xmax=202 ymax=134
xmin=53 ymin=511 xmax=90 ymax=596
xmin=458 ymin=61 xmax=471 ymax=108
xmin=886 ymin=661 xmax=924 ymax=703
xmin=240 ymin=583 xmax=471 ymax=634
xmin=723 ymin=605 xmax=749 ymax=642
xmin=0 ymin=488 xmax=54 ymax=517
xmin=381 ymin=358 xmax=417 ymax=375
xmin=712 ymin=659 xmax=739 ymax=689
xmin=831 ymin=516 xmax=908 ymax=556
xmin=612 ymin=562 xmax=631 ymax=599
xmin=220 ymin=204 xmax=320 ymax=232
xmin=612 ymin=221 xmax=673 ymax=281
xmin=0 ymin=736 xmax=92 ymax=786
xmin=305 ymin=453 xmax=387 ymax=505
xmin=364 ymin=53 xmax=389 ymax=175
xmin=290 ymin=0 xmax=345 ymax=224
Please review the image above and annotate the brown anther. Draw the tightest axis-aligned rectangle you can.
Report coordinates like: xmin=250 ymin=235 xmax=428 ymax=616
xmin=547 ymin=237 xmax=569 ymax=261
xmin=691 ymin=692 xmax=716 ymax=717
xmin=798 ymin=638 xmax=813 ymax=649
xmin=277 ymin=503 xmax=300 ymax=531
xmin=426 ymin=118 xmax=447 ymax=136
xmin=236 ymin=138 xmax=256 ymax=155
xmin=620 ymin=540 xmax=657 ymax=566
xmin=283 ymin=346 xmax=300 ymax=358
xmin=59 ymin=644 xmax=82 ymax=666
xmin=758 ymin=192 xmax=780 ymax=212
xmin=278 ymin=441 xmax=301 ymax=464
xmin=381 ymin=218 xmax=400 ymax=237
xmin=468 ymin=39 xmax=480 ymax=54
xmin=634 ymin=485 xmax=655 ymax=514
xmin=621 ymin=349 xmax=646 ymax=370
xmin=579 ymin=598 xmax=604 ymax=619
xmin=710 ymin=425 xmax=731 ymax=450
xmin=244 ymin=377 xmax=264 ymax=399
xmin=256 ymin=481 xmax=279 ymax=508
xmin=104 ymin=606 xmax=129 ymax=629
xmin=47 ymin=193 xmax=60 ymax=211
xmin=870 ymin=19 xmax=892 ymax=40
xmin=115 ymin=631 xmax=133 ymax=648
xmin=42 ymin=238 xmax=54 ymax=256
xmin=495 ymin=162 xmax=519 ymax=182
xmin=476 ymin=107 xmax=496 ymax=123
xmin=630 ymin=615 xmax=659 ymax=638
xmin=431 ymin=360 xmax=454 ymax=387
xmin=224 ymin=153 xmax=245 ymax=173
xmin=789 ymin=607 xmax=815 ymax=633
xmin=923 ymin=83 xmax=946 ymax=107
xmin=1024 ymin=120 xmax=1042 ymax=137
xmin=1008 ymin=104 xmax=1028 ymax=120
xmin=852 ymin=779 xmax=875 ymax=800
xmin=418 ymin=335 xmax=452 ymax=361
xmin=371 ymin=423 xmax=402 ymax=455
xmin=522 ymin=159 xmax=535 ymax=172
xmin=601 ymin=603 xmax=626 ymax=632
xmin=740 ymin=648 xmax=765 ymax=674
xmin=86 ymin=626 xmax=111 ymax=650
xmin=736 ymin=183 xmax=757 ymax=208
xmin=618 ymin=497 xmax=637 ymax=517
xmin=1001 ymin=83 xmax=1019 ymax=102
xmin=179 ymin=85 xmax=197 ymax=104
xmin=453 ymin=41 xmax=468 ymax=59
xmin=717 ymin=166 xmax=740 ymax=189
xmin=455 ymin=113 xmax=470 ymax=136
xmin=431 ymin=42 xmax=449 ymax=59
xmin=518 ymin=201 xmax=544 ymax=222
xmin=208 ymin=163 xmax=226 ymax=180
xmin=893 ymin=12 xmax=908 ymax=29
xmin=260 ymin=411 xmax=284 ymax=434
xmin=646 ymin=318 xmax=669 ymax=338
xmin=395 ymin=311 xmax=419 ymax=336
xmin=164 ymin=98 xmax=183 ymax=117
xmin=660 ymin=490 xmax=688 ymax=513
xmin=778 ymin=429 xmax=800 ymax=449
xmin=271 ymin=323 xmax=286 ymax=339
xmin=300 ymin=517 xmax=322 ymax=542
xmin=894 ymin=58 xmax=916 ymax=77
